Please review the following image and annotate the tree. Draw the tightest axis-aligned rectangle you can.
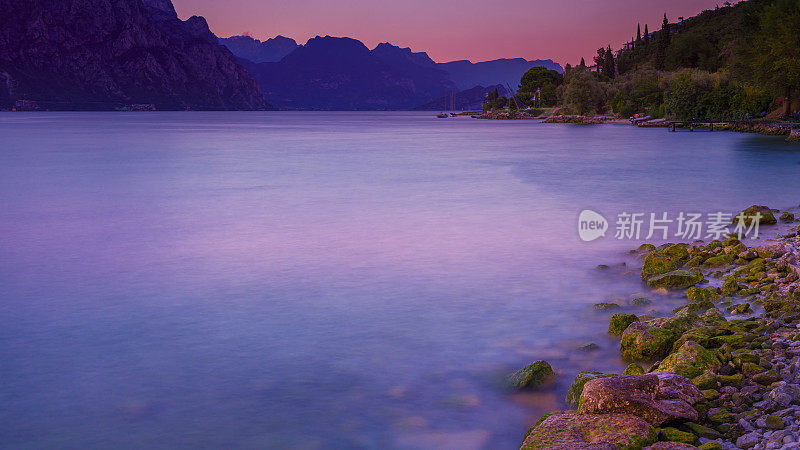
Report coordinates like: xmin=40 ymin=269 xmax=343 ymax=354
xmin=518 ymin=66 xmax=564 ymax=107
xmin=594 ymin=47 xmax=606 ymax=72
xmin=644 ymin=24 xmax=650 ymax=48
xmin=579 ymin=57 xmax=586 ymax=69
xmin=748 ymin=0 xmax=800 ymax=117
xmin=636 ymin=24 xmax=642 ymax=47
xmin=562 ymin=70 xmax=606 ymax=115
xmin=654 ymin=14 xmax=670 ymax=70
xmin=603 ymin=45 xmax=616 ymax=79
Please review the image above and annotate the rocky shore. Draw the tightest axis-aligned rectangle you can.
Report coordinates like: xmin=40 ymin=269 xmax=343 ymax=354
xmin=512 ymin=205 xmax=800 ymax=449
xmin=476 ymin=112 xmax=800 ymax=141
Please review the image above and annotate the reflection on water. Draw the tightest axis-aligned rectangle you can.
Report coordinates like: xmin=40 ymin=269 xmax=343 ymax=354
xmin=0 ymin=112 xmax=798 ymax=449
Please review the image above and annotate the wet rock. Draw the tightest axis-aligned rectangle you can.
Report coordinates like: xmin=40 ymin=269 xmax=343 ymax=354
xmin=579 ymin=373 xmax=701 ymax=426
xmin=508 ymin=361 xmax=555 ymax=389
xmin=624 ymin=363 xmax=645 ymax=375
xmin=519 ymin=411 xmax=655 ymax=449
xmin=754 ymin=242 xmax=787 ymax=259
xmin=736 ymin=431 xmax=762 ymax=449
xmin=779 ymin=212 xmax=795 ymax=223
xmin=642 ymin=253 xmax=679 ymax=280
xmin=565 ymin=371 xmax=614 ymax=407
xmin=657 ymin=341 xmax=720 ymax=378
xmin=609 ymin=313 xmax=639 ymax=335
xmin=769 ymin=382 xmax=800 ymax=407
xmin=594 ymin=302 xmax=621 ymax=311
xmin=660 ymin=426 xmax=698 ymax=444
xmin=686 ymin=286 xmax=720 ymax=302
xmin=645 ymin=442 xmax=696 ymax=449
xmin=631 ymin=297 xmax=653 ymax=306
xmin=733 ymin=205 xmax=777 ymax=226
xmin=647 ymin=270 xmax=704 ymax=290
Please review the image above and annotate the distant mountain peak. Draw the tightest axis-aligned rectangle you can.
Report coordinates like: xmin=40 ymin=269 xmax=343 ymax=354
xmin=220 ymin=34 xmax=299 ymax=63
xmin=371 ymin=42 xmax=436 ymax=68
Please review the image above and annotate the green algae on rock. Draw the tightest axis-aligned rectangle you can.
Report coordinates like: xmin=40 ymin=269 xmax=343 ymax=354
xmin=641 ymin=253 xmax=678 ymax=280
xmin=661 ymin=426 xmax=698 ymax=444
xmin=686 ymin=286 xmax=720 ymax=302
xmin=609 ymin=313 xmax=639 ymax=335
xmin=624 ymin=363 xmax=645 ymax=375
xmin=508 ymin=360 xmax=555 ymax=389
xmin=733 ymin=205 xmax=777 ymax=226
xmin=519 ymin=411 xmax=656 ymax=450
xmin=565 ymin=371 xmax=615 ymax=407
xmin=646 ymin=270 xmax=704 ymax=290
xmin=657 ymin=341 xmax=720 ymax=378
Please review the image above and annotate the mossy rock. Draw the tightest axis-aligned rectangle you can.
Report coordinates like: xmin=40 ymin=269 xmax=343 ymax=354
xmin=594 ymin=302 xmax=622 ymax=311
xmin=672 ymin=301 xmax=713 ymax=316
xmin=621 ymin=324 xmax=680 ymax=361
xmin=752 ymin=370 xmax=781 ymax=385
xmin=716 ymin=374 xmax=744 ymax=388
xmin=642 ymin=253 xmax=679 ymax=281
xmin=565 ymin=371 xmax=614 ymax=407
xmin=779 ymin=211 xmax=795 ymax=223
xmin=657 ymin=341 xmax=720 ymax=378
xmin=711 ymin=334 xmax=746 ymax=349
xmin=708 ymin=409 xmax=734 ymax=424
xmin=764 ymin=414 xmax=785 ymax=430
xmin=698 ymin=442 xmax=722 ymax=450
xmin=638 ymin=243 xmax=657 ymax=253
xmin=703 ymin=254 xmax=733 ymax=267
xmin=661 ymin=426 xmax=698 ymax=444
xmin=692 ymin=372 xmax=718 ymax=390
xmin=681 ymin=422 xmax=722 ymax=440
xmin=631 ymin=297 xmax=652 ymax=306
xmin=721 ymin=277 xmax=739 ymax=296
xmin=520 ymin=411 xmax=657 ymax=450
xmin=661 ymin=244 xmax=690 ymax=262
xmin=647 ymin=270 xmax=704 ymax=290
xmin=624 ymin=363 xmax=645 ymax=375
xmin=609 ymin=313 xmax=640 ymax=335
xmin=686 ymin=286 xmax=720 ymax=302
xmin=509 ymin=361 xmax=555 ymax=389
xmin=733 ymin=205 xmax=777 ymax=226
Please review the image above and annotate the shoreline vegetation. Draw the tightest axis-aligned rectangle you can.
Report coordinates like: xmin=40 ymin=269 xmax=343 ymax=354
xmin=512 ymin=206 xmax=800 ymax=449
xmin=475 ymin=0 xmax=800 ymax=142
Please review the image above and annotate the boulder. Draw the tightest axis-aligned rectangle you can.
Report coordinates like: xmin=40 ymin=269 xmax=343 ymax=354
xmin=565 ymin=371 xmax=615 ymax=407
xmin=624 ymin=363 xmax=645 ymax=375
xmin=733 ymin=205 xmax=777 ymax=226
xmin=579 ymin=373 xmax=701 ymax=426
xmin=647 ymin=270 xmax=704 ymax=290
xmin=509 ymin=361 xmax=555 ymax=389
xmin=620 ymin=311 xmax=709 ymax=361
xmin=608 ymin=313 xmax=639 ymax=335
xmin=779 ymin=211 xmax=795 ymax=223
xmin=642 ymin=254 xmax=678 ymax=280
xmin=519 ymin=411 xmax=655 ymax=450
xmin=753 ymin=242 xmax=787 ymax=259
xmin=657 ymin=341 xmax=720 ymax=378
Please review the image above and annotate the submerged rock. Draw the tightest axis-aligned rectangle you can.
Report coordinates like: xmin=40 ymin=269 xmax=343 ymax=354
xmin=509 ymin=361 xmax=555 ymax=390
xmin=686 ymin=286 xmax=720 ymax=302
xmin=642 ymin=254 xmax=678 ymax=280
xmin=733 ymin=205 xmax=777 ymax=226
xmin=579 ymin=373 xmax=702 ymax=426
xmin=646 ymin=270 xmax=704 ymax=290
xmin=519 ymin=411 xmax=655 ymax=449
xmin=779 ymin=211 xmax=795 ymax=223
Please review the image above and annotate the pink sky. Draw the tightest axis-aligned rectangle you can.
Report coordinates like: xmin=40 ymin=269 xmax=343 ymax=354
xmin=172 ymin=0 xmax=724 ymax=65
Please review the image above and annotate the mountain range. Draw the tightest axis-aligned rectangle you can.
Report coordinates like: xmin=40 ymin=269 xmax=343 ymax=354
xmin=0 ymin=0 xmax=562 ymax=111
xmin=224 ymin=36 xmax=562 ymax=110
xmin=0 ymin=0 xmax=269 ymax=110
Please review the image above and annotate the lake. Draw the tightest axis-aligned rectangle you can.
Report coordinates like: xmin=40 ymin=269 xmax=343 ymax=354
xmin=1 ymin=112 xmax=799 ymax=449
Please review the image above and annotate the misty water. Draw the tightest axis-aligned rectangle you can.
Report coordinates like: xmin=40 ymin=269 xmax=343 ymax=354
xmin=1 ymin=112 xmax=800 ymax=449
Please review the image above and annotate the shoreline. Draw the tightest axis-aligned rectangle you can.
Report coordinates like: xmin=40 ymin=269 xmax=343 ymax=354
xmin=473 ymin=112 xmax=800 ymax=141
xmin=514 ymin=206 xmax=800 ymax=449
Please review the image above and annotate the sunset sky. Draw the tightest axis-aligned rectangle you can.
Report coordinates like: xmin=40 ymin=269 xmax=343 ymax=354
xmin=172 ymin=0 xmax=725 ymax=65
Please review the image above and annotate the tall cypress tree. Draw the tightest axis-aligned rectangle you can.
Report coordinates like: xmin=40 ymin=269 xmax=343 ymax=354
xmin=636 ymin=24 xmax=642 ymax=47
xmin=644 ymin=24 xmax=650 ymax=48
xmin=604 ymin=45 xmax=615 ymax=78
xmin=654 ymin=14 xmax=670 ymax=70
xmin=579 ymin=57 xmax=586 ymax=69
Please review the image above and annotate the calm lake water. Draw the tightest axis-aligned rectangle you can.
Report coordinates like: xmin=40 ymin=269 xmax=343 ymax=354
xmin=1 ymin=112 xmax=799 ymax=449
